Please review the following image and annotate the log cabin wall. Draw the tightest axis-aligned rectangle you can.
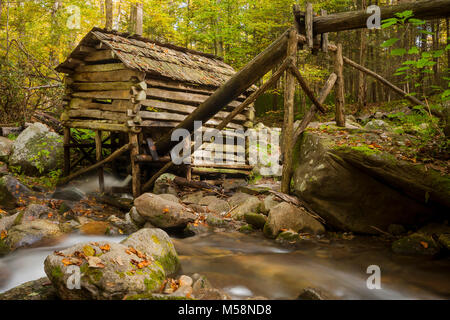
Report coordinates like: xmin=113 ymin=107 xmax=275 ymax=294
xmin=57 ymin=27 xmax=255 ymax=186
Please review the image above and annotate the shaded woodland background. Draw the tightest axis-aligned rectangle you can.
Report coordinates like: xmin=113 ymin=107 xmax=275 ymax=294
xmin=0 ymin=0 xmax=449 ymax=124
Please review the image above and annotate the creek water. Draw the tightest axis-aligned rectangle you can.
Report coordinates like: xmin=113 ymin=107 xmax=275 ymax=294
xmin=1 ymin=231 xmax=449 ymax=299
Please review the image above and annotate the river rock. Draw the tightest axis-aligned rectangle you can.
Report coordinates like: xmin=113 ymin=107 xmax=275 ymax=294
xmin=0 ymin=175 xmax=33 ymax=210
xmin=364 ymin=119 xmax=392 ymax=131
xmin=107 ymin=215 xmax=139 ymax=235
xmin=44 ymin=240 xmax=166 ymax=300
xmin=229 ymin=196 xmax=262 ymax=220
xmin=4 ymin=220 xmax=63 ymax=253
xmin=9 ymin=123 xmax=63 ymax=176
xmin=297 ymin=287 xmax=328 ymax=300
xmin=153 ymin=173 xmax=178 ymax=196
xmin=184 ymin=222 xmax=210 ymax=237
xmin=0 ymin=277 xmax=57 ymax=300
xmin=292 ymin=132 xmax=449 ymax=234
xmin=228 ymin=192 xmax=252 ymax=207
xmin=134 ymin=193 xmax=197 ymax=229
xmin=0 ymin=212 xmax=20 ymax=232
xmin=121 ymin=228 xmax=180 ymax=275
xmin=52 ymin=186 xmax=86 ymax=202
xmin=244 ymin=213 xmax=267 ymax=229
xmin=181 ymin=191 xmax=204 ymax=205
xmin=199 ymin=196 xmax=230 ymax=214
xmin=263 ymin=202 xmax=325 ymax=239
xmin=0 ymin=137 xmax=13 ymax=162
xmin=392 ymin=233 xmax=440 ymax=256
xmin=20 ymin=204 xmax=52 ymax=222
xmin=261 ymin=195 xmax=279 ymax=215
xmin=0 ymin=162 xmax=8 ymax=177
xmin=128 ymin=207 xmax=146 ymax=227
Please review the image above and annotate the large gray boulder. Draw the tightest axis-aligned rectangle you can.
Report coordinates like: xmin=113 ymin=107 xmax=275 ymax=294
xmin=44 ymin=240 xmax=166 ymax=300
xmin=9 ymin=123 xmax=63 ymax=176
xmin=134 ymin=193 xmax=197 ymax=228
xmin=0 ymin=277 xmax=57 ymax=300
xmin=0 ymin=175 xmax=33 ymax=210
xmin=229 ymin=196 xmax=262 ymax=220
xmin=263 ymin=202 xmax=325 ymax=238
xmin=292 ymin=132 xmax=449 ymax=234
xmin=0 ymin=137 xmax=13 ymax=162
xmin=121 ymin=228 xmax=180 ymax=275
xmin=199 ymin=196 xmax=230 ymax=214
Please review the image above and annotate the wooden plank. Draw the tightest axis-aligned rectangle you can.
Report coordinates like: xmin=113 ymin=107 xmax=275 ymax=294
xmin=321 ymin=10 xmax=329 ymax=53
xmin=68 ymin=109 xmax=128 ymax=122
xmin=64 ymin=121 xmax=129 ymax=132
xmin=84 ymin=50 xmax=117 ymax=62
xmin=69 ymin=98 xmax=132 ymax=112
xmin=72 ymin=90 xmax=131 ymax=100
xmin=140 ymin=99 xmax=246 ymax=122
xmin=73 ymin=70 xmax=145 ymax=82
xmin=192 ymin=167 xmax=251 ymax=176
xmin=76 ymin=63 xmax=127 ymax=73
xmin=71 ymin=81 xmax=134 ymax=91
xmin=129 ymin=133 xmax=141 ymax=198
xmin=146 ymin=88 xmax=240 ymax=108
xmin=136 ymin=110 xmax=245 ymax=127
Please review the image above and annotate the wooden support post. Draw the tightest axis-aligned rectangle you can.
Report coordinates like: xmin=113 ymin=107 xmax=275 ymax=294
xmin=58 ymin=143 xmax=132 ymax=186
xmin=305 ymin=3 xmax=314 ymax=49
xmin=334 ymin=43 xmax=346 ymax=127
xmin=321 ymin=10 xmax=329 ymax=53
xmin=129 ymin=133 xmax=141 ymax=198
xmin=95 ymin=131 xmax=105 ymax=193
xmin=281 ymin=28 xmax=298 ymax=194
xmin=63 ymin=128 xmax=71 ymax=177
xmin=130 ymin=2 xmax=143 ymax=36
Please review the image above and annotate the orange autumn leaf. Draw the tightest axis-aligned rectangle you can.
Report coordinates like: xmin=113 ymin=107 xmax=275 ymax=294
xmin=163 ymin=208 xmax=170 ymax=213
xmin=100 ymin=244 xmax=111 ymax=252
xmin=0 ymin=230 xmax=7 ymax=240
xmin=420 ymin=241 xmax=429 ymax=249
xmin=48 ymin=213 xmax=53 ymax=218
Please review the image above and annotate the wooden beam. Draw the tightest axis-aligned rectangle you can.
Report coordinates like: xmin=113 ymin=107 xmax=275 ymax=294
xmin=334 ymin=44 xmax=345 ymax=127
xmin=289 ymin=63 xmax=326 ymax=113
xmin=281 ymin=28 xmax=298 ymax=194
xmin=95 ymin=131 xmax=105 ymax=193
xmin=63 ymin=121 xmax=129 ymax=132
xmin=321 ymin=9 xmax=329 ymax=53
xmin=312 ymin=0 xmax=450 ymax=34
xmin=58 ymin=143 xmax=132 ymax=186
xmin=73 ymin=70 xmax=144 ymax=82
xmin=72 ymin=90 xmax=131 ymax=100
xmin=305 ymin=3 xmax=313 ymax=48
xmin=129 ymin=133 xmax=141 ymax=198
xmin=63 ymin=128 xmax=71 ymax=176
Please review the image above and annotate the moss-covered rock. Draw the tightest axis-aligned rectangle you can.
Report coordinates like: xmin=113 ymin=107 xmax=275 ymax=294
xmin=9 ymin=123 xmax=63 ymax=176
xmin=0 ymin=175 xmax=33 ymax=210
xmin=0 ymin=277 xmax=57 ymax=300
xmin=239 ymin=224 xmax=254 ymax=234
xmin=292 ymin=132 xmax=449 ymax=234
xmin=244 ymin=212 xmax=267 ymax=229
xmin=229 ymin=196 xmax=262 ymax=220
xmin=44 ymin=240 xmax=167 ymax=300
xmin=121 ymin=228 xmax=180 ymax=275
xmin=392 ymin=233 xmax=440 ymax=256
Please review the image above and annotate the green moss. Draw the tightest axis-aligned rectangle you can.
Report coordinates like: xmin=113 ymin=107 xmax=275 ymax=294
xmin=13 ymin=211 xmax=24 ymax=226
xmin=151 ymin=235 xmax=160 ymax=245
xmin=0 ymin=239 xmax=10 ymax=256
xmin=156 ymin=251 xmax=179 ymax=275
xmin=144 ymin=268 xmax=165 ymax=291
xmin=239 ymin=224 xmax=254 ymax=234
xmin=51 ymin=266 xmax=63 ymax=279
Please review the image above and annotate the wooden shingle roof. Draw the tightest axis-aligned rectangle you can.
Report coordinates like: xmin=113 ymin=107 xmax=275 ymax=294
xmin=56 ymin=27 xmax=238 ymax=88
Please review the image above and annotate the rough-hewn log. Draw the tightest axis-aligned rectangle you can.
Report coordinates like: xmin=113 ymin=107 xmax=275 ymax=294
xmin=58 ymin=143 xmax=132 ymax=186
xmin=154 ymin=28 xmax=292 ymax=156
xmin=76 ymin=63 xmax=127 ymax=73
xmin=71 ymin=81 xmax=134 ymax=91
xmin=289 ymin=63 xmax=326 ymax=113
xmin=335 ymin=44 xmax=345 ymax=127
xmin=281 ymin=29 xmax=298 ymax=194
xmin=172 ymin=176 xmax=221 ymax=191
xmin=311 ymin=0 xmax=450 ymax=34
xmin=293 ymin=73 xmax=338 ymax=143
xmin=63 ymin=121 xmax=129 ymax=132
xmin=68 ymin=109 xmax=128 ymax=122
xmin=129 ymin=133 xmax=141 ymax=198
xmin=95 ymin=131 xmax=105 ymax=193
xmin=63 ymin=128 xmax=71 ymax=177
xmin=73 ymin=70 xmax=145 ymax=82
xmin=192 ymin=167 xmax=251 ymax=176
xmin=343 ymin=56 xmax=426 ymax=108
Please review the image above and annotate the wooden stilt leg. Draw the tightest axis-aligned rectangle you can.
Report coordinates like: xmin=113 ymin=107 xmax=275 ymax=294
xmin=281 ymin=28 xmax=298 ymax=194
xmin=129 ymin=133 xmax=141 ymax=198
xmin=95 ymin=130 xmax=105 ymax=193
xmin=335 ymin=43 xmax=346 ymax=127
xmin=63 ymin=128 xmax=71 ymax=177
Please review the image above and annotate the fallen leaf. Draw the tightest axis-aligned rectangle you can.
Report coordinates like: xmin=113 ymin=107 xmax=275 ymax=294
xmin=87 ymin=256 xmax=105 ymax=269
xmin=83 ymin=245 xmax=96 ymax=257
xmin=62 ymin=257 xmax=83 ymax=267
xmin=0 ymin=230 xmax=7 ymax=240
xmin=100 ymin=244 xmax=111 ymax=252
xmin=420 ymin=241 xmax=429 ymax=249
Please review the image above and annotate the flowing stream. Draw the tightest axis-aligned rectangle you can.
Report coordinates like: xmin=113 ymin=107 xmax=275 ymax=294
xmin=1 ymin=231 xmax=449 ymax=299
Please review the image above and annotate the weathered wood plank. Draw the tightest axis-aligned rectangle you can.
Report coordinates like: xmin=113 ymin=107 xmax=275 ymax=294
xmin=84 ymin=50 xmax=117 ymax=62
xmin=73 ymin=70 xmax=145 ymax=82
xmin=63 ymin=121 xmax=129 ymax=132
xmin=76 ymin=63 xmax=127 ymax=73
xmin=140 ymin=99 xmax=246 ymax=122
xmin=69 ymin=98 xmax=132 ymax=111
xmin=72 ymin=90 xmax=131 ymax=100
xmin=71 ymin=81 xmax=134 ymax=91
xmin=68 ymin=109 xmax=128 ymax=122
xmin=146 ymin=88 xmax=240 ymax=108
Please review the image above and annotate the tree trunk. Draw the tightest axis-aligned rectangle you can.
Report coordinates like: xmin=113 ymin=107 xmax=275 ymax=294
xmin=335 ymin=44 xmax=346 ymax=127
xmin=105 ymin=0 xmax=113 ymax=30
xmin=357 ymin=0 xmax=367 ymax=112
